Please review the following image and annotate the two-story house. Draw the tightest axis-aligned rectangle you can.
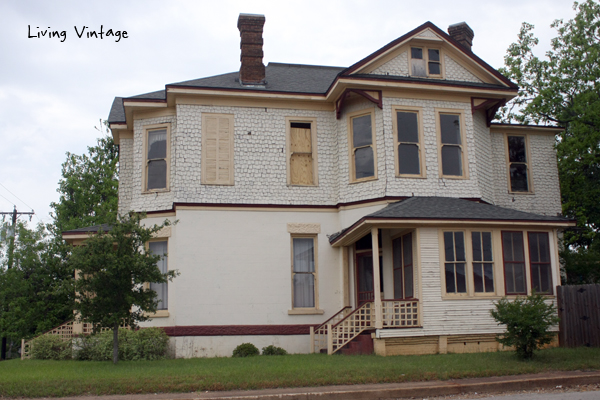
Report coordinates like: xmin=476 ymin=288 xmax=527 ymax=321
xmin=65 ymin=14 xmax=574 ymax=357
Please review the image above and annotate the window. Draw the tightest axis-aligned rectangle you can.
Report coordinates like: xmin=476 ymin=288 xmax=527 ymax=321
xmin=411 ymin=47 xmax=442 ymax=77
xmin=393 ymin=232 xmax=414 ymax=299
xmin=349 ymin=110 xmax=376 ymax=181
xmin=502 ymin=231 xmax=527 ymax=295
xmin=287 ymin=118 xmax=318 ymax=185
xmin=507 ymin=135 xmax=530 ymax=192
xmin=393 ymin=108 xmax=425 ymax=177
xmin=528 ymin=232 xmax=553 ymax=294
xmin=471 ymin=231 xmax=494 ymax=293
xmin=443 ymin=231 xmax=467 ymax=294
xmin=291 ymin=236 xmax=318 ymax=309
xmin=201 ymin=113 xmax=234 ymax=185
xmin=438 ymin=111 xmax=467 ymax=178
xmin=148 ymin=240 xmax=168 ymax=310
xmin=144 ymin=124 xmax=170 ymax=191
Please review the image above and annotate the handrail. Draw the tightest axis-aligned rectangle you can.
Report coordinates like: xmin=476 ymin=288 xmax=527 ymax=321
xmin=329 ymin=301 xmax=374 ymax=354
xmin=332 ymin=302 xmax=372 ymax=328
xmin=314 ymin=306 xmax=352 ymax=332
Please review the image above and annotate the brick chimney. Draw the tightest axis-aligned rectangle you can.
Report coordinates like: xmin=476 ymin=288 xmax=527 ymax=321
xmin=448 ymin=22 xmax=474 ymax=51
xmin=237 ymin=13 xmax=266 ymax=85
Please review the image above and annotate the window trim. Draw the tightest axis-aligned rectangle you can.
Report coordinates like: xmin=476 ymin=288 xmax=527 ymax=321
xmin=470 ymin=231 xmax=496 ymax=295
xmin=288 ymin=234 xmax=323 ymax=315
xmin=527 ymin=231 xmax=554 ymax=295
xmin=201 ymin=113 xmax=235 ymax=186
xmin=347 ymin=108 xmax=378 ymax=183
xmin=435 ymin=108 xmax=469 ymax=180
xmin=142 ymin=123 xmax=171 ymax=194
xmin=410 ymin=46 xmax=444 ymax=78
xmin=504 ymin=133 xmax=535 ymax=194
xmin=392 ymin=106 xmax=426 ymax=178
xmin=440 ymin=230 xmax=469 ymax=297
xmin=286 ymin=116 xmax=319 ymax=186
xmin=145 ymin=238 xmax=170 ymax=318
xmin=391 ymin=231 xmax=416 ymax=300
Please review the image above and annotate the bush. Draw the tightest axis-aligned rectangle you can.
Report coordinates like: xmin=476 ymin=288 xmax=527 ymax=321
xmin=76 ymin=328 xmax=169 ymax=361
xmin=30 ymin=334 xmax=72 ymax=360
xmin=262 ymin=345 xmax=287 ymax=355
xmin=232 ymin=342 xmax=259 ymax=357
xmin=491 ymin=293 xmax=560 ymax=360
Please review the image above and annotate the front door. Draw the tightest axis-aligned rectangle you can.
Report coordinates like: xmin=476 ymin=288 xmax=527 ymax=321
xmin=356 ymin=252 xmax=384 ymax=305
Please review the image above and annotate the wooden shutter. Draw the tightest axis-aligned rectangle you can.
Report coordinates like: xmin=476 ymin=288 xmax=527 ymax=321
xmin=290 ymin=126 xmax=313 ymax=185
xmin=202 ymin=114 xmax=234 ymax=185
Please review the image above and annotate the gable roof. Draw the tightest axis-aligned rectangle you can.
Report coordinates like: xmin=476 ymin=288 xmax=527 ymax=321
xmin=329 ymin=197 xmax=574 ymax=245
xmin=342 ymin=21 xmax=517 ymax=89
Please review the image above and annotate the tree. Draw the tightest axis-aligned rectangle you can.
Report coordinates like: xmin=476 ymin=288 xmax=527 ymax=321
xmin=70 ymin=213 xmax=177 ymax=364
xmin=491 ymin=293 xmax=560 ymax=360
xmin=51 ymin=122 xmax=119 ymax=234
xmin=0 ymin=222 xmax=74 ymax=357
xmin=497 ymin=0 xmax=600 ymax=283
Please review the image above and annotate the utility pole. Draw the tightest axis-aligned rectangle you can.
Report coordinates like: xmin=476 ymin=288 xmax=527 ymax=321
xmin=0 ymin=206 xmax=34 ymax=360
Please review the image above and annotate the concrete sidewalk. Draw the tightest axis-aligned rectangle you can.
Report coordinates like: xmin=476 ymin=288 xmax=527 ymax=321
xmin=41 ymin=370 xmax=600 ymax=400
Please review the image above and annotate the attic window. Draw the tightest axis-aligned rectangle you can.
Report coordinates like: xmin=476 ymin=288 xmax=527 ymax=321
xmin=411 ymin=47 xmax=442 ymax=77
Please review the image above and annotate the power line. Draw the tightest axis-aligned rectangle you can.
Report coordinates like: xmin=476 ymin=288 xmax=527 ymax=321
xmin=0 ymin=182 xmax=34 ymax=211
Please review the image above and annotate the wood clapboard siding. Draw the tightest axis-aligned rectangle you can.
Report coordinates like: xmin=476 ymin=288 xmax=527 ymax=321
xmin=381 ymin=228 xmax=543 ymax=338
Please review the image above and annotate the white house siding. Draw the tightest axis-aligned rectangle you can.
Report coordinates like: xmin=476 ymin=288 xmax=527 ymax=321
xmin=491 ymin=131 xmax=561 ymax=216
xmin=444 ymin=55 xmax=483 ymax=83
xmin=141 ymin=209 xmax=344 ymax=329
xmin=472 ymin=111 xmax=495 ymax=204
xmin=170 ymin=335 xmax=309 ymax=358
xmin=370 ymin=51 xmax=409 ymax=76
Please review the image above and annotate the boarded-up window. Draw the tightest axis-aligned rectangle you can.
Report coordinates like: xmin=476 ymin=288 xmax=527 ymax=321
xmin=411 ymin=47 xmax=441 ymax=77
xmin=289 ymin=122 xmax=314 ymax=185
xmin=202 ymin=114 xmax=234 ymax=185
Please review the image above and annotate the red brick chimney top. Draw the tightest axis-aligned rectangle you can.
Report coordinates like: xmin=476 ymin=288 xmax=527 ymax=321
xmin=237 ymin=13 xmax=266 ymax=85
xmin=448 ymin=22 xmax=474 ymax=52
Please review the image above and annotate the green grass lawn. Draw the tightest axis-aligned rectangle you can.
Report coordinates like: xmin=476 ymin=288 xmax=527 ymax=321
xmin=1 ymin=348 xmax=599 ymax=398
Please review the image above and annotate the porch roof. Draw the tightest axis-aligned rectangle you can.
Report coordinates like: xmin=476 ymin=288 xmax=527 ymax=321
xmin=329 ymin=196 xmax=575 ymax=247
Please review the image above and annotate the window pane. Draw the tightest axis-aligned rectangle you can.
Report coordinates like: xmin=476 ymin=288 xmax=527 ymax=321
xmin=428 ymin=62 xmax=441 ymax=75
xmin=293 ymin=238 xmax=314 ymax=272
xmin=472 ymin=232 xmax=482 ymax=262
xmin=397 ymin=112 xmax=419 ymax=143
xmin=473 ymin=263 xmax=484 ymax=292
xmin=398 ymin=144 xmax=420 ymax=174
xmin=508 ymin=136 xmax=527 ymax=163
xmin=510 ymin=164 xmax=529 ymax=192
xmin=482 ymin=232 xmax=493 ymax=261
xmin=412 ymin=59 xmax=427 ymax=77
xmin=456 ymin=263 xmax=467 ymax=293
xmin=484 ymin=264 xmax=494 ymax=292
xmin=442 ymin=146 xmax=462 ymax=176
xmin=440 ymin=114 xmax=461 ymax=144
xmin=357 ymin=256 xmax=374 ymax=292
xmin=454 ymin=232 xmax=465 ymax=262
xmin=149 ymin=241 xmax=168 ymax=310
xmin=512 ymin=233 xmax=524 ymax=262
xmin=539 ymin=264 xmax=552 ymax=293
xmin=428 ymin=49 xmax=440 ymax=62
xmin=529 ymin=233 xmax=540 ymax=262
xmin=411 ymin=47 xmax=423 ymax=59
xmin=445 ymin=264 xmax=456 ymax=293
xmin=404 ymin=264 xmax=413 ymax=298
xmin=352 ymin=115 xmax=372 ymax=147
xmin=147 ymin=160 xmax=167 ymax=190
xmin=355 ymin=146 xmax=375 ymax=179
xmin=444 ymin=232 xmax=455 ymax=262
xmin=530 ymin=232 xmax=550 ymax=262
xmin=293 ymin=274 xmax=315 ymax=308
xmin=393 ymin=237 xmax=403 ymax=299
xmin=505 ymin=264 xmax=515 ymax=294
xmin=403 ymin=233 xmax=413 ymax=266
xmin=514 ymin=263 xmax=526 ymax=293
xmin=148 ymin=129 xmax=167 ymax=159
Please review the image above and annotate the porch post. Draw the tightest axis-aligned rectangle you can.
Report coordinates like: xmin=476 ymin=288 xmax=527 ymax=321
xmin=371 ymin=228 xmax=383 ymax=329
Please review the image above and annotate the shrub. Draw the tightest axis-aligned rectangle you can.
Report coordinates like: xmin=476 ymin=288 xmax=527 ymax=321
xmin=30 ymin=334 xmax=72 ymax=360
xmin=491 ymin=293 xmax=560 ymax=360
xmin=76 ymin=328 xmax=169 ymax=361
xmin=232 ymin=342 xmax=259 ymax=357
xmin=262 ymin=345 xmax=287 ymax=355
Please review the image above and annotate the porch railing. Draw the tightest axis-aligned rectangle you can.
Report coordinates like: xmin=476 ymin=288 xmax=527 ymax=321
xmin=311 ymin=299 xmax=420 ymax=355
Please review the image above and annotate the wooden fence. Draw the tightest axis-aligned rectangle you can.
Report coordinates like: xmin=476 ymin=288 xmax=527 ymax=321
xmin=557 ymin=284 xmax=600 ymax=348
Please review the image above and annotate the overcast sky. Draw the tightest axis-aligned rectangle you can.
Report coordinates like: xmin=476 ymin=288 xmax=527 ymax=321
xmin=0 ymin=0 xmax=579 ymax=227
